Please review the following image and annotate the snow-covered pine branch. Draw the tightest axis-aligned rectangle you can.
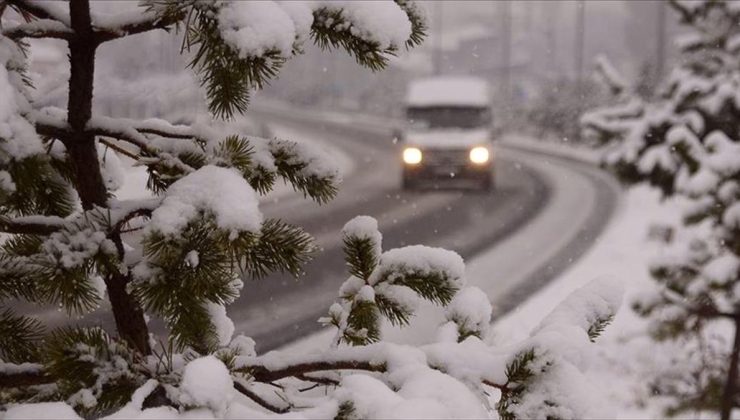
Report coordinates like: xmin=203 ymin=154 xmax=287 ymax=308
xmin=593 ymin=54 xmax=629 ymax=97
xmin=1 ymin=215 xmax=623 ymax=419
xmin=1 ymin=19 xmax=73 ymax=41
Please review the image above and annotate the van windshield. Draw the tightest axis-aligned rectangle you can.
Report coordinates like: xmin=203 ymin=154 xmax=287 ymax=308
xmin=406 ymin=106 xmax=491 ymax=129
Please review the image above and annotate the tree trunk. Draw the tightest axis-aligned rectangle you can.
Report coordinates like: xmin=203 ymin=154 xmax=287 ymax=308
xmin=721 ymin=317 xmax=740 ymax=420
xmin=67 ymin=0 xmax=151 ymax=354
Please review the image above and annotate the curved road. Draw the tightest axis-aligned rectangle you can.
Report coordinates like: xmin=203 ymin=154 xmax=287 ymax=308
xmin=21 ymin=107 xmax=619 ymax=353
xmin=233 ymin=107 xmax=619 ymax=351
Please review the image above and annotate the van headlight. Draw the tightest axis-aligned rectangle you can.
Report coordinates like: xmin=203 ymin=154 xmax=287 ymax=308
xmin=469 ymin=146 xmax=490 ymax=164
xmin=403 ymin=147 xmax=422 ymax=164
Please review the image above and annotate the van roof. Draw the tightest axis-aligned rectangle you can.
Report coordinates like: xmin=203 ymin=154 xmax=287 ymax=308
xmin=406 ymin=76 xmax=490 ymax=107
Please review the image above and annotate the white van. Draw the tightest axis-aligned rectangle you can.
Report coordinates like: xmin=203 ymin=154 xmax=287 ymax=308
xmin=398 ymin=76 xmax=494 ymax=191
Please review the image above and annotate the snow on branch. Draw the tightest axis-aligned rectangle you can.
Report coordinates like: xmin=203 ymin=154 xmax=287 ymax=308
xmin=324 ymin=216 xmax=466 ymax=346
xmin=0 ymin=223 xmax=625 ymax=418
xmin=533 ymin=277 xmax=623 ymax=342
xmin=594 ymin=54 xmax=628 ymax=97
xmin=92 ymin=7 xmax=186 ymax=44
xmin=2 ymin=19 xmax=73 ymax=41
xmin=86 ymin=115 xmax=196 ymax=174
xmin=0 ymin=366 xmax=50 ymax=388
xmin=0 ymin=214 xmax=65 ymax=235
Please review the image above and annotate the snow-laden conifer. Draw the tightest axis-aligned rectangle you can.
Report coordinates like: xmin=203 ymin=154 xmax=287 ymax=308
xmin=582 ymin=1 xmax=740 ymax=417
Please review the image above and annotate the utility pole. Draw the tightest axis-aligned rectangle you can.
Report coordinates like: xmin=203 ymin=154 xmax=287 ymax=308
xmin=500 ymin=0 xmax=512 ymax=103
xmin=574 ymin=0 xmax=585 ymax=83
xmin=546 ymin=1 xmax=559 ymax=79
xmin=655 ymin=0 xmax=666 ymax=81
xmin=433 ymin=1 xmax=443 ymax=75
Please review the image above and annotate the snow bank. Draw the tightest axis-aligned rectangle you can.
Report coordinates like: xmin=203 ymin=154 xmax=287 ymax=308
xmin=492 ymin=186 xmax=683 ymax=418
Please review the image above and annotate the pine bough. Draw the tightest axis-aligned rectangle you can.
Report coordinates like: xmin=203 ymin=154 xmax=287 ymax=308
xmin=582 ymin=1 xmax=740 ymax=417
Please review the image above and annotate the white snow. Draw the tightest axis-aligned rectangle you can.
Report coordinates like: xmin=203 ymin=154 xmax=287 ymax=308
xmin=184 ymin=250 xmax=200 ymax=268
xmin=278 ymin=2 xmax=314 ymax=43
xmin=316 ymin=1 xmax=412 ymax=50
xmin=0 ymin=42 xmax=45 ymax=161
xmin=723 ymin=201 xmax=740 ymax=230
xmin=406 ymin=76 xmax=490 ymax=107
xmin=206 ymin=302 xmax=235 ymax=347
xmin=444 ymin=287 xmax=492 ymax=337
xmin=342 ymin=215 xmax=382 ymax=257
xmin=356 ymin=285 xmax=375 ymax=302
xmin=702 ymin=254 xmax=740 ymax=286
xmin=180 ymin=356 xmax=234 ymax=415
xmin=102 ymin=379 xmax=158 ymax=419
xmin=0 ymin=170 xmax=15 ymax=193
xmin=146 ymin=165 xmax=262 ymax=236
xmin=2 ymin=402 xmax=81 ymax=420
xmin=491 ymin=185 xmax=689 ymax=418
xmin=533 ymin=277 xmax=623 ymax=339
xmin=43 ymin=221 xmax=117 ymax=269
xmin=217 ymin=0 xmax=412 ymax=59
xmin=98 ymin=142 xmax=126 ymax=191
xmin=218 ymin=2 xmax=298 ymax=58
xmin=229 ymin=335 xmax=257 ymax=358
xmin=337 ymin=369 xmax=488 ymax=419
xmin=370 ymin=245 xmax=465 ymax=288
xmin=0 ymin=362 xmax=43 ymax=375
xmin=268 ymin=138 xmax=342 ymax=181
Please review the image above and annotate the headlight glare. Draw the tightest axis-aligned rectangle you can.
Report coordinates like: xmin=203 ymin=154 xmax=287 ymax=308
xmin=469 ymin=146 xmax=490 ymax=164
xmin=403 ymin=147 xmax=422 ymax=164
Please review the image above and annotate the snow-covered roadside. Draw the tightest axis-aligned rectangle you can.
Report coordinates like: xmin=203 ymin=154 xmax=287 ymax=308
xmin=491 ymin=184 xmax=682 ymax=419
xmin=498 ymin=133 xmax=601 ymax=164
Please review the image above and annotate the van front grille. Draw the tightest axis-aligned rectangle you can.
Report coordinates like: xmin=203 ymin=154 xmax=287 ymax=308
xmin=423 ymin=149 xmax=469 ymax=166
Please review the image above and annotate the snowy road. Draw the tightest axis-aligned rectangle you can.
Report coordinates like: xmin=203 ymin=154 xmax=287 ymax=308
xmin=232 ymin=107 xmax=620 ymax=351
xmin=20 ymin=107 xmax=618 ymax=352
